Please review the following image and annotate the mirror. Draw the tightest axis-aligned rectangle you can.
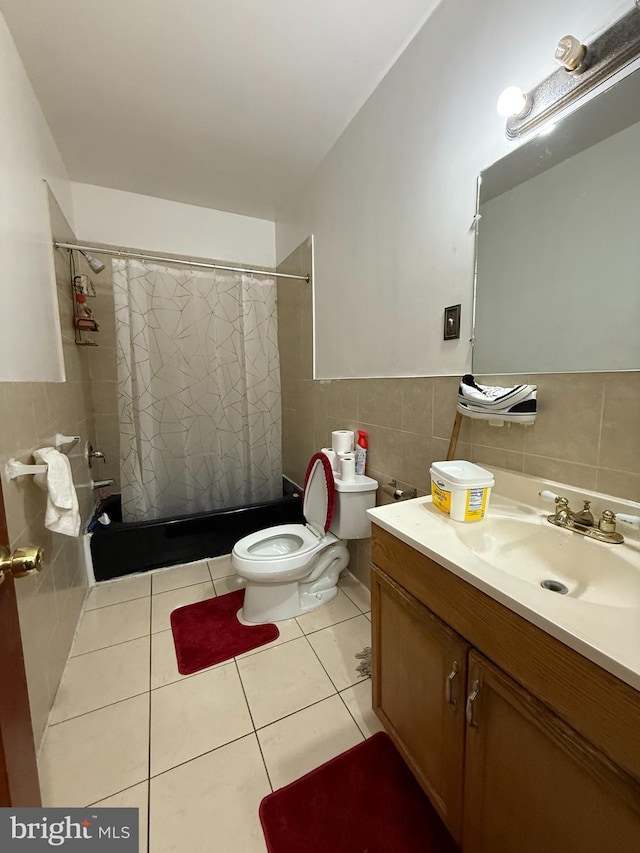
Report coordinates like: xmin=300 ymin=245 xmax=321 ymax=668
xmin=473 ymin=66 xmax=640 ymax=374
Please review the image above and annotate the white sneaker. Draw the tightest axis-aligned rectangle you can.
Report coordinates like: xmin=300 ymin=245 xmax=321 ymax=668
xmin=457 ymin=374 xmax=537 ymax=424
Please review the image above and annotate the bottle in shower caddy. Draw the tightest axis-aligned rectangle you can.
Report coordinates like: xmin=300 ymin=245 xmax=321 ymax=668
xmin=355 ymin=430 xmax=368 ymax=475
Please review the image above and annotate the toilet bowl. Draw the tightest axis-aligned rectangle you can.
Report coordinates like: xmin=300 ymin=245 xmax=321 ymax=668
xmin=232 ymin=452 xmax=377 ymax=623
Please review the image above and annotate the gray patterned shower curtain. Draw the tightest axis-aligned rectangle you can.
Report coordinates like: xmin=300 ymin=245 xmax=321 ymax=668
xmin=113 ymin=258 xmax=282 ymax=522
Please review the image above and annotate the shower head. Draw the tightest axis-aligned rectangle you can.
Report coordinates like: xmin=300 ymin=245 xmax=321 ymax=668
xmin=80 ymin=249 xmax=105 ymax=274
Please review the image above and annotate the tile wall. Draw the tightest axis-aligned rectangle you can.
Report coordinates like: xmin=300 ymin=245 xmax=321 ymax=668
xmin=277 ymin=239 xmax=640 ymax=589
xmin=0 ymin=192 xmax=97 ymax=748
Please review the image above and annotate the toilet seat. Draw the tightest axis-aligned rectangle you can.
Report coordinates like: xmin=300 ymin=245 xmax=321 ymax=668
xmin=232 ymin=524 xmax=339 ymax=583
xmin=232 ymin=525 xmax=339 ymax=581
xmin=232 ymin=453 xmax=337 ymax=583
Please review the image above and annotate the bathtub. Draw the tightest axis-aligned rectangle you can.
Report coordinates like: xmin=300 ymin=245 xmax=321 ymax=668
xmin=89 ymin=479 xmax=303 ymax=582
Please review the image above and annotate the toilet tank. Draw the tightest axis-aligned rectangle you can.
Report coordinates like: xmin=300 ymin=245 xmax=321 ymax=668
xmin=330 ymin=474 xmax=378 ymax=539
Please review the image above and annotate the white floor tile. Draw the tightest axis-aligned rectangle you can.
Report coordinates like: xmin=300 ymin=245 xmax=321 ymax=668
xmin=150 ymin=663 xmax=253 ymax=776
xmin=365 ymin=611 xmax=371 ymax=621
xmin=307 ymin=615 xmax=371 ymax=691
xmin=340 ymin=680 xmax=385 ymax=738
xmin=51 ymin=636 xmax=150 ymax=723
xmin=338 ymin=571 xmax=372 ymax=612
xmin=234 ymin=618 xmax=303 ymax=660
xmin=152 ymin=561 xmax=212 ymax=594
xmin=73 ymin=598 xmax=151 ymax=656
xmin=208 ymin=554 xmax=234 ymax=579
xmin=92 ymin=781 xmax=149 ymax=853
xmin=39 ymin=694 xmax=150 ymax=807
xmin=149 ymin=735 xmax=270 ymax=853
xmin=258 ymin=694 xmax=363 ymax=790
xmin=295 ymin=589 xmax=360 ymax=634
xmin=213 ymin=574 xmax=245 ymax=596
xmin=85 ymin=575 xmax=151 ymax=610
xmin=237 ymin=638 xmax=335 ymax=728
xmin=151 ymin=581 xmax=215 ymax=634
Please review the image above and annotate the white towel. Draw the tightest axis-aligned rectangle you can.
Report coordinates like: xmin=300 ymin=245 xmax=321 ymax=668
xmin=33 ymin=447 xmax=81 ymax=537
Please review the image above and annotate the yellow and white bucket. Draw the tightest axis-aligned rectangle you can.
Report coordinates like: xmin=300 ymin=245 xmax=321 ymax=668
xmin=430 ymin=461 xmax=494 ymax=523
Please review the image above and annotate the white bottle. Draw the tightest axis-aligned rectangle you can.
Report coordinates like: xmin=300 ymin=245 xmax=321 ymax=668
xmin=355 ymin=430 xmax=368 ymax=475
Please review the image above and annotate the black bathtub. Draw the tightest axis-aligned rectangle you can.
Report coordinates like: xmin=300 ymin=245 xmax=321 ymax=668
xmin=90 ymin=479 xmax=304 ymax=582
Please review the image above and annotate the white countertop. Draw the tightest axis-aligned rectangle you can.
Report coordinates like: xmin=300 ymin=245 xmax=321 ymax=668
xmin=367 ymin=468 xmax=640 ymax=692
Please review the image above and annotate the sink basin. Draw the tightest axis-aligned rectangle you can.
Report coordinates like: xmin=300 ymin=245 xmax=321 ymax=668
xmin=452 ymin=510 xmax=640 ymax=609
xmin=367 ymin=467 xmax=640 ymax=690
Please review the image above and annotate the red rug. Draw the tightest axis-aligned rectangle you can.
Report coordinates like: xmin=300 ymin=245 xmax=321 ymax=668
xmin=260 ymin=732 xmax=459 ymax=853
xmin=170 ymin=589 xmax=279 ymax=674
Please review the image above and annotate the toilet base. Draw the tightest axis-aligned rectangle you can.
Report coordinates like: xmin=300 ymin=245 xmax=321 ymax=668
xmin=240 ymin=541 xmax=349 ymax=624
xmin=240 ymin=583 xmax=338 ymax=624
xmin=238 ymin=541 xmax=350 ymax=624
xmin=299 ymin=585 xmax=338 ymax=614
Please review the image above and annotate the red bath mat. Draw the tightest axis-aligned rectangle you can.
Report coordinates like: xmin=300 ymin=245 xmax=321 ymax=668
xmin=260 ymin=732 xmax=459 ymax=853
xmin=170 ymin=589 xmax=279 ymax=675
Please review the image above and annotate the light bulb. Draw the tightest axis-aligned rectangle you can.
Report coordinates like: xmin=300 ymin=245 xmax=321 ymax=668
xmin=496 ymin=86 xmax=531 ymax=118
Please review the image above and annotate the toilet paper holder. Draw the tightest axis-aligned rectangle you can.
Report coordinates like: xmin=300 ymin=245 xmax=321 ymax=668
xmin=385 ymin=480 xmax=418 ymax=501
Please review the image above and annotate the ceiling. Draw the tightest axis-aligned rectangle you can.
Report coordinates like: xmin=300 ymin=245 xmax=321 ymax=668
xmin=1 ymin=0 xmax=439 ymax=220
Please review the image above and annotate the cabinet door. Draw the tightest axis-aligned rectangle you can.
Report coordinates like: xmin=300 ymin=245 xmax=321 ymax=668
xmin=372 ymin=566 xmax=468 ymax=842
xmin=463 ymin=650 xmax=640 ymax=853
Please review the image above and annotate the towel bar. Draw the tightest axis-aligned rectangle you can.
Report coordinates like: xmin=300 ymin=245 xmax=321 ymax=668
xmin=5 ymin=459 xmax=48 ymax=480
xmin=55 ymin=434 xmax=80 ymax=452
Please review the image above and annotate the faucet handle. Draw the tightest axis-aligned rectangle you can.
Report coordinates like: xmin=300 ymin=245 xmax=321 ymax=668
xmin=86 ymin=442 xmax=107 ymax=467
xmin=598 ymin=509 xmax=617 ymax=534
xmin=552 ymin=496 xmax=572 ymax=524
xmin=539 ymin=490 xmax=560 ymax=503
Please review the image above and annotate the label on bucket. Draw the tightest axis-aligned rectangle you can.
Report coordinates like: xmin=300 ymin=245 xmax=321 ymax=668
xmin=465 ymin=487 xmax=488 ymax=521
xmin=432 ymin=481 xmax=451 ymax=516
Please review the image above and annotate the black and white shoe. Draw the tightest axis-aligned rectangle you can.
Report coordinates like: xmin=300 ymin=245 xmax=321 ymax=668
xmin=457 ymin=374 xmax=537 ymax=424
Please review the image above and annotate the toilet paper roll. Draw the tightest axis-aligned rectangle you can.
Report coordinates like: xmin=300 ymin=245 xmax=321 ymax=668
xmin=321 ymin=448 xmax=338 ymax=471
xmin=332 ymin=430 xmax=354 ymax=454
xmin=339 ymin=453 xmax=356 ymax=482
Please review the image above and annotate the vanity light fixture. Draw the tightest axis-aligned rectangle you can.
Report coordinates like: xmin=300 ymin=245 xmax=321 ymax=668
xmin=503 ymin=4 xmax=640 ymax=139
xmin=537 ymin=121 xmax=557 ymax=137
xmin=496 ymin=86 xmax=532 ymax=118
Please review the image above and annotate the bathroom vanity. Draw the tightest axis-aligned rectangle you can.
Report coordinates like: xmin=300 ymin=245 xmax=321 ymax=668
xmin=368 ymin=470 xmax=640 ymax=851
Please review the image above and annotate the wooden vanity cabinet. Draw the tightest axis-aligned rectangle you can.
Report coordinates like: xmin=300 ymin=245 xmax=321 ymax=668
xmin=371 ymin=525 xmax=640 ymax=852
xmin=463 ymin=651 xmax=640 ymax=852
xmin=371 ymin=569 xmax=468 ymax=843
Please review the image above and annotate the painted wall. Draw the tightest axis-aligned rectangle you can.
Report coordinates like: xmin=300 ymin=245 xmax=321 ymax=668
xmin=275 ymin=0 xmax=630 ymax=378
xmin=72 ymin=183 xmax=276 ymax=268
xmin=0 ymin=12 xmax=73 ymax=382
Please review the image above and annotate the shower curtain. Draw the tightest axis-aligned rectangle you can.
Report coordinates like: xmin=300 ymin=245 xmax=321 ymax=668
xmin=113 ymin=258 xmax=282 ymax=522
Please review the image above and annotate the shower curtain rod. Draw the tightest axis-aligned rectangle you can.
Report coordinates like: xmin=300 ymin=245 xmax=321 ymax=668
xmin=53 ymin=242 xmax=310 ymax=282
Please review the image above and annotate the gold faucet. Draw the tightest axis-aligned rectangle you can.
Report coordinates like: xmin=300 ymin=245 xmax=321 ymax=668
xmin=547 ymin=496 xmax=624 ymax=544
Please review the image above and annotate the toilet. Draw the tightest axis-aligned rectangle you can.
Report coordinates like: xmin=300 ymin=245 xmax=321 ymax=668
xmin=232 ymin=451 xmax=378 ymax=623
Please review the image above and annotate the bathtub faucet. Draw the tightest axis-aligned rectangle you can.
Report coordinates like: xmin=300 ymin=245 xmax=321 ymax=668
xmin=92 ymin=479 xmax=115 ymax=490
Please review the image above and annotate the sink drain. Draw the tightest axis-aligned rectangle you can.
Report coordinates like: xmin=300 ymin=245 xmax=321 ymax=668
xmin=540 ymin=579 xmax=569 ymax=595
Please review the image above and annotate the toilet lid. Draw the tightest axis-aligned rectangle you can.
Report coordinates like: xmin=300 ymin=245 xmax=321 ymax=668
xmin=303 ymin=452 xmax=335 ymax=536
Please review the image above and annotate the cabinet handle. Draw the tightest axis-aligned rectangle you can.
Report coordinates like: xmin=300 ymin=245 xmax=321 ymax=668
xmin=445 ymin=661 xmax=460 ymax=707
xmin=466 ymin=679 xmax=480 ymax=728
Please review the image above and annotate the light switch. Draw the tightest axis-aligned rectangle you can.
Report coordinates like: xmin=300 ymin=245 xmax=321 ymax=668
xmin=444 ymin=304 xmax=461 ymax=340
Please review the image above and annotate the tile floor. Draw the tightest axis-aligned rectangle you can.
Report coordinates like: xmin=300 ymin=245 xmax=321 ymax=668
xmin=38 ymin=557 xmax=383 ymax=852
